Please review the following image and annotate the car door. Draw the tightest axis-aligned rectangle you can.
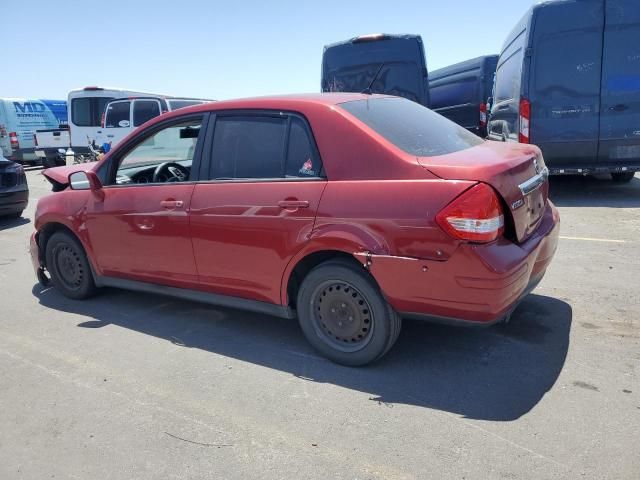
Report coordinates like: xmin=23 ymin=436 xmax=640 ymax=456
xmin=190 ymin=112 xmax=327 ymax=305
xmin=83 ymin=114 xmax=207 ymax=288
xmin=598 ymin=0 xmax=640 ymax=166
xmin=102 ymin=100 xmax=132 ymax=148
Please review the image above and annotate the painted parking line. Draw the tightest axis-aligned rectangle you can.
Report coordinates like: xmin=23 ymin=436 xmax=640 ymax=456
xmin=559 ymin=235 xmax=626 ymax=243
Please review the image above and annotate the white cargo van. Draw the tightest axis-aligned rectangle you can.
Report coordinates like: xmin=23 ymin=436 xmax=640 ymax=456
xmin=68 ymin=87 xmax=168 ymax=155
xmin=0 ymin=98 xmax=67 ymax=162
xmin=98 ymin=96 xmax=210 ymax=149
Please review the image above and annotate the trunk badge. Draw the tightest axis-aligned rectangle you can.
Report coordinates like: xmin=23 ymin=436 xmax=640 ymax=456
xmin=511 ymin=198 xmax=525 ymax=210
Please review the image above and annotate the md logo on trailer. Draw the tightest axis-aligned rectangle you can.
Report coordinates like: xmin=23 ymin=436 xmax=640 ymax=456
xmin=13 ymin=101 xmax=46 ymax=113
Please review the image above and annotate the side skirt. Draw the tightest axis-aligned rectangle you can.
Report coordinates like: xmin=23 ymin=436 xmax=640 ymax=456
xmin=95 ymin=276 xmax=296 ymax=319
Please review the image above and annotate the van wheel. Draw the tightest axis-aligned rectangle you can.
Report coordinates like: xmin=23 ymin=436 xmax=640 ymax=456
xmin=45 ymin=231 xmax=97 ymax=300
xmin=611 ymin=172 xmax=635 ymax=183
xmin=297 ymin=260 xmax=401 ymax=366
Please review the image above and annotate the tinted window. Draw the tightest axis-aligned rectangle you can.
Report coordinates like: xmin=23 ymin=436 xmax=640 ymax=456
xmin=211 ymin=116 xmax=287 ymax=179
xmin=430 ymin=78 xmax=478 ymax=109
xmin=117 ymin=119 xmax=202 ymax=176
xmin=133 ymin=100 xmax=161 ymax=126
xmin=494 ymin=33 xmax=525 ymax=103
xmin=168 ymin=100 xmax=206 ymax=110
xmin=105 ymin=101 xmax=131 ymax=128
xmin=286 ymin=117 xmax=320 ymax=177
xmin=340 ymin=97 xmax=484 ymax=156
xmin=71 ymin=97 xmax=113 ymax=127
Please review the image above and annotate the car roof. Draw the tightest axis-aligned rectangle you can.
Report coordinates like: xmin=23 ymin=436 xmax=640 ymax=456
xmin=160 ymin=93 xmax=393 ymax=117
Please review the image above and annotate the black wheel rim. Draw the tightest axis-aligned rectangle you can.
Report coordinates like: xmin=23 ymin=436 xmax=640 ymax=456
xmin=310 ymin=280 xmax=374 ymax=353
xmin=53 ymin=243 xmax=84 ymax=291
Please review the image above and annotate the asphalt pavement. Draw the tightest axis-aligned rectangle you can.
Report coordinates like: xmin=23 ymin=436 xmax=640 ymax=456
xmin=0 ymin=170 xmax=638 ymax=479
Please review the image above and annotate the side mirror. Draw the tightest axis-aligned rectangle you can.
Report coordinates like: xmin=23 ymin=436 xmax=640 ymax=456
xmin=69 ymin=171 xmax=103 ymax=198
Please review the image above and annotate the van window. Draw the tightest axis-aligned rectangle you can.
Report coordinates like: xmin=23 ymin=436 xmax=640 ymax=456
xmin=340 ymin=97 xmax=484 ymax=156
xmin=494 ymin=51 xmax=523 ymax=103
xmin=133 ymin=100 xmax=161 ymax=127
xmin=211 ymin=116 xmax=287 ymax=179
xmin=430 ymin=78 xmax=478 ymax=109
xmin=105 ymin=101 xmax=131 ymax=128
xmin=168 ymin=100 xmax=205 ymax=110
xmin=71 ymin=97 xmax=113 ymax=126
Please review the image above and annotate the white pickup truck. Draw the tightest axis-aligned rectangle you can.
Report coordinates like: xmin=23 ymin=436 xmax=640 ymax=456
xmin=34 ymin=127 xmax=70 ymax=167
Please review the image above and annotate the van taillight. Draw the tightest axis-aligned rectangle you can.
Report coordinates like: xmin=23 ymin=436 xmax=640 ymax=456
xmin=519 ymin=98 xmax=531 ymax=144
xmin=9 ymin=132 xmax=19 ymax=149
xmin=479 ymin=102 xmax=487 ymax=128
xmin=436 ymin=183 xmax=505 ymax=243
xmin=101 ymin=112 xmax=105 ymax=129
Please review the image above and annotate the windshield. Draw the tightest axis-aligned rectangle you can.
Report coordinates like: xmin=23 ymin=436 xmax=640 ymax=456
xmin=339 ymin=97 xmax=484 ymax=157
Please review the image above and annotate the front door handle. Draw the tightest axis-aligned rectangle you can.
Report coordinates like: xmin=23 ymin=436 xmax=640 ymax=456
xmin=278 ymin=200 xmax=310 ymax=209
xmin=160 ymin=199 xmax=184 ymax=209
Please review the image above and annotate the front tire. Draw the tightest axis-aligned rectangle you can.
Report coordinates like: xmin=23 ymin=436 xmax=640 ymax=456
xmin=45 ymin=231 xmax=96 ymax=300
xmin=297 ymin=260 xmax=401 ymax=366
xmin=611 ymin=172 xmax=635 ymax=183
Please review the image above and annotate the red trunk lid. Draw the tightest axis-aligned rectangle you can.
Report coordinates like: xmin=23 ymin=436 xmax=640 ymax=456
xmin=419 ymin=141 xmax=549 ymax=243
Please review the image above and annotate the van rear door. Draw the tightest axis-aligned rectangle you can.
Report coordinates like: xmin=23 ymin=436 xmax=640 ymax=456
xmin=598 ymin=0 xmax=640 ymax=168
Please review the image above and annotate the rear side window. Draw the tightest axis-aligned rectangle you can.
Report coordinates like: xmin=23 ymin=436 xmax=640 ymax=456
xmin=211 ymin=116 xmax=287 ymax=179
xmin=133 ymin=100 xmax=161 ymax=126
xmin=105 ymin=101 xmax=131 ymax=128
xmin=340 ymin=97 xmax=483 ymax=156
xmin=494 ymin=30 xmax=526 ymax=103
xmin=209 ymin=114 xmax=323 ymax=180
xmin=71 ymin=97 xmax=113 ymax=126
xmin=430 ymin=78 xmax=478 ymax=109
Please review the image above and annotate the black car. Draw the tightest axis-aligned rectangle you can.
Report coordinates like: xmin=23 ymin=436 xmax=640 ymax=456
xmin=0 ymin=153 xmax=28 ymax=218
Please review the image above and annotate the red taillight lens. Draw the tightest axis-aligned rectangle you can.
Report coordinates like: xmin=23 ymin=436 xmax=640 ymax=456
xmin=101 ymin=112 xmax=105 ymax=129
xmin=519 ymin=98 xmax=530 ymax=144
xmin=436 ymin=183 xmax=505 ymax=243
xmin=479 ymin=102 xmax=487 ymax=127
xmin=9 ymin=131 xmax=19 ymax=149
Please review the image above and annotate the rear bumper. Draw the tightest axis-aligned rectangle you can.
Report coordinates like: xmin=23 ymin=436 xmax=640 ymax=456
xmin=365 ymin=201 xmax=560 ymax=325
xmin=548 ymin=164 xmax=640 ymax=175
xmin=0 ymin=189 xmax=28 ymax=215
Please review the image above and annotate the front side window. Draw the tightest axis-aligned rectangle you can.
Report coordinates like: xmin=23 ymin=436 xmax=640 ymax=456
xmin=133 ymin=100 xmax=161 ymax=126
xmin=114 ymin=118 xmax=202 ymax=183
xmin=340 ymin=97 xmax=483 ymax=157
xmin=105 ymin=101 xmax=131 ymax=128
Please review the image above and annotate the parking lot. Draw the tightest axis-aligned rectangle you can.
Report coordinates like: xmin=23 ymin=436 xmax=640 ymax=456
xmin=0 ymin=169 xmax=638 ymax=479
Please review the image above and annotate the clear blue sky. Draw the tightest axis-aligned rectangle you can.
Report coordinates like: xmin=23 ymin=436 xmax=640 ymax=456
xmin=1 ymin=0 xmax=535 ymax=100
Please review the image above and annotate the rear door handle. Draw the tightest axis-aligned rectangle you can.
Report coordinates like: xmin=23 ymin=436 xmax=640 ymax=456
xmin=609 ymin=104 xmax=629 ymax=112
xmin=278 ymin=200 xmax=309 ymax=209
xmin=160 ymin=199 xmax=184 ymax=209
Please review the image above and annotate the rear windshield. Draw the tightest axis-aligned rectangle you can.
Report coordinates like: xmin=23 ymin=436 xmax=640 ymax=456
xmin=339 ymin=97 xmax=484 ymax=156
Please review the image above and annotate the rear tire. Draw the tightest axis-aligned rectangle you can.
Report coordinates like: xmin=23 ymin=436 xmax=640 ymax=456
xmin=297 ymin=259 xmax=401 ymax=366
xmin=45 ymin=231 xmax=97 ymax=300
xmin=611 ymin=172 xmax=635 ymax=183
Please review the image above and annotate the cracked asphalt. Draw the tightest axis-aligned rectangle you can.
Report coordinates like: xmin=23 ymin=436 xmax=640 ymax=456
xmin=0 ymin=170 xmax=638 ymax=479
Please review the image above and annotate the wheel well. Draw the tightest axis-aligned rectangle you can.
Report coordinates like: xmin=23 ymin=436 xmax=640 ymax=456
xmin=286 ymin=250 xmax=365 ymax=308
xmin=38 ymin=222 xmax=80 ymax=269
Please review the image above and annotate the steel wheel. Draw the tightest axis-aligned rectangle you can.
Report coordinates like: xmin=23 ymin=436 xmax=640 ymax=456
xmin=53 ymin=243 xmax=85 ymax=291
xmin=310 ymin=280 xmax=375 ymax=353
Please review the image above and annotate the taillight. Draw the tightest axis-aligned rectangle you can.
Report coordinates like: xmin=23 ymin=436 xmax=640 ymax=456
xmin=519 ymin=98 xmax=530 ymax=144
xmin=436 ymin=183 xmax=505 ymax=243
xmin=479 ymin=102 xmax=487 ymax=128
xmin=9 ymin=131 xmax=19 ymax=149
xmin=101 ymin=112 xmax=105 ymax=128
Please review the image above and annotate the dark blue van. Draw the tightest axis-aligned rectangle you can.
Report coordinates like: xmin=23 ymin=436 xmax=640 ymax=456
xmin=429 ymin=55 xmax=499 ymax=137
xmin=488 ymin=0 xmax=640 ymax=182
xmin=321 ymin=34 xmax=430 ymax=107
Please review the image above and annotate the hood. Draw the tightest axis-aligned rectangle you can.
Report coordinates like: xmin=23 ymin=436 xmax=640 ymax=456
xmin=42 ymin=161 xmax=98 ymax=190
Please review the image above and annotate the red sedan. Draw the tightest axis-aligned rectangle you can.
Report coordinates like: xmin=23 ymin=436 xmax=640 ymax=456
xmin=30 ymin=94 xmax=559 ymax=365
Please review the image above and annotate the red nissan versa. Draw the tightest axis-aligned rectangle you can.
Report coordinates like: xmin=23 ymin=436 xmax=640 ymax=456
xmin=30 ymin=94 xmax=559 ymax=366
